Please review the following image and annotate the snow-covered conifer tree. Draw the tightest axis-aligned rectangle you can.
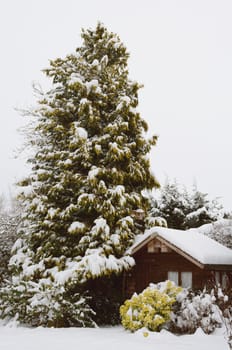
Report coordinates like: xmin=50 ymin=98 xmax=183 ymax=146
xmin=185 ymin=186 xmax=224 ymax=228
xmin=0 ymin=196 xmax=20 ymax=287
xmin=0 ymin=23 xmax=159 ymax=326
xmin=150 ymin=180 xmax=224 ymax=230
xmin=150 ymin=180 xmax=190 ymax=230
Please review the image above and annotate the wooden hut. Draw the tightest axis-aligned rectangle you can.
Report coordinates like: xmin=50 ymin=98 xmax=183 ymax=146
xmin=124 ymin=227 xmax=232 ymax=298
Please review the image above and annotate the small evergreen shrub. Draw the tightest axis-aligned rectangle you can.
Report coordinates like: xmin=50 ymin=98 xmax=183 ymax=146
xmin=120 ymin=280 xmax=182 ymax=332
xmin=0 ymin=280 xmax=95 ymax=327
xmin=169 ymin=288 xmax=222 ymax=334
xmin=211 ymin=285 xmax=232 ymax=348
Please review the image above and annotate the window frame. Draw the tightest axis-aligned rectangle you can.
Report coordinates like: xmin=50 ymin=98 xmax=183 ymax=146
xmin=181 ymin=271 xmax=192 ymax=288
xmin=167 ymin=270 xmax=193 ymax=288
xmin=167 ymin=271 xmax=179 ymax=286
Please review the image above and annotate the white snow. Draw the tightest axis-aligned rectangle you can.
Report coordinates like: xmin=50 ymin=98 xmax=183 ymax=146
xmin=116 ymin=96 xmax=131 ymax=110
xmin=68 ymin=221 xmax=85 ymax=233
xmin=91 ymin=218 xmax=110 ymax=237
xmin=77 ymin=193 xmax=95 ymax=205
xmin=23 ymin=260 xmax=45 ymax=277
xmin=111 ymin=185 xmax=125 ymax=196
xmin=94 ymin=144 xmax=102 ymax=153
xmin=100 ymin=55 xmax=108 ymax=66
xmin=18 ymin=185 xmax=33 ymax=196
xmin=64 ymin=159 xmax=72 ymax=165
xmin=88 ymin=167 xmax=100 ymax=181
xmin=193 ymin=219 xmax=232 ymax=237
xmin=109 ymin=186 xmax=126 ymax=205
xmin=47 ymin=208 xmax=58 ymax=219
xmin=71 ymin=122 xmax=88 ymax=140
xmin=11 ymin=238 xmax=24 ymax=252
xmin=52 ymin=267 xmax=75 ymax=285
xmin=113 ymin=42 xmax=121 ymax=49
xmin=109 ymin=141 xmax=119 ymax=150
xmin=129 ymin=226 xmax=232 ymax=265
xmin=129 ymin=106 xmax=137 ymax=113
xmin=111 ymin=233 xmax=120 ymax=245
xmin=44 ymin=247 xmax=134 ymax=284
xmin=50 ymin=260 xmax=81 ymax=285
xmin=81 ymin=250 xmax=134 ymax=278
xmin=186 ymin=207 xmax=208 ymax=220
xmin=75 ymin=127 xmax=88 ymax=140
xmin=69 ymin=73 xmax=83 ymax=85
xmin=86 ymin=79 xmax=101 ymax=94
xmin=91 ymin=59 xmax=99 ymax=66
xmin=120 ymin=96 xmax=131 ymax=104
xmin=80 ymin=98 xmax=88 ymax=105
xmin=0 ymin=326 xmax=228 ymax=350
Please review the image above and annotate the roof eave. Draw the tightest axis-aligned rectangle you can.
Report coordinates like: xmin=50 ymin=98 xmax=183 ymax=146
xmin=204 ymin=264 xmax=232 ymax=271
xmin=130 ymin=232 xmax=157 ymax=255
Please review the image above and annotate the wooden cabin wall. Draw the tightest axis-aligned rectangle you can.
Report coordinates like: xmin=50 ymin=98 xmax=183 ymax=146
xmin=124 ymin=243 xmax=218 ymax=298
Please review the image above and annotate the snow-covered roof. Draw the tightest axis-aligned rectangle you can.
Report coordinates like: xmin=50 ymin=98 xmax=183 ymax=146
xmin=128 ymin=226 xmax=232 ymax=266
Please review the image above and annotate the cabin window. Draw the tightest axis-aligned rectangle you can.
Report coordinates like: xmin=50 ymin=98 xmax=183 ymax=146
xmin=215 ymin=271 xmax=220 ymax=285
xmin=214 ymin=271 xmax=228 ymax=288
xmin=161 ymin=245 xmax=170 ymax=253
xmin=181 ymin=272 xmax=192 ymax=288
xmin=168 ymin=271 xmax=192 ymax=288
xmin=147 ymin=241 xmax=156 ymax=253
xmin=222 ymin=273 xmax=228 ymax=289
xmin=168 ymin=271 xmax=179 ymax=285
xmin=147 ymin=241 xmax=171 ymax=253
xmin=147 ymin=241 xmax=161 ymax=253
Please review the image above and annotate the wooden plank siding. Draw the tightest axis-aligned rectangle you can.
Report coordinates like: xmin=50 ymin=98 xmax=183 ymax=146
xmin=124 ymin=238 xmax=232 ymax=298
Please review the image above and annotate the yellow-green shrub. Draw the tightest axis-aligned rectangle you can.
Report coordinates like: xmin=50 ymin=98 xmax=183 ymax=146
xmin=120 ymin=280 xmax=182 ymax=332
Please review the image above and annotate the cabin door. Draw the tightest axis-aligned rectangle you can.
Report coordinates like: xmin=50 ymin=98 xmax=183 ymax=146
xmin=135 ymin=260 xmax=166 ymax=292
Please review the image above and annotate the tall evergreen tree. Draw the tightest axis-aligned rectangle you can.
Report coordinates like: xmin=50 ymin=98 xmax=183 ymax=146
xmin=0 ymin=24 xmax=159 ymax=326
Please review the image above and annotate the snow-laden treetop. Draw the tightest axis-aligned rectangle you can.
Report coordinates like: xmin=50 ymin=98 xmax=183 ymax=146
xmin=11 ymin=23 xmax=160 ymax=297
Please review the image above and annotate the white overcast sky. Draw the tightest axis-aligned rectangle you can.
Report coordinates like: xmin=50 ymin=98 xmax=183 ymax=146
xmin=1 ymin=0 xmax=232 ymax=209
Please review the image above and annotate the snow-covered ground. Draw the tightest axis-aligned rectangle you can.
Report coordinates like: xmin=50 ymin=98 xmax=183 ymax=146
xmin=0 ymin=325 xmax=229 ymax=350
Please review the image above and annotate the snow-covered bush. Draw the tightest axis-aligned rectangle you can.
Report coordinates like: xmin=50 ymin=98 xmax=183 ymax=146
xmin=0 ymin=280 xmax=95 ymax=327
xmin=211 ymin=285 xmax=232 ymax=348
xmin=196 ymin=219 xmax=232 ymax=249
xmin=169 ymin=289 xmax=222 ymax=334
xmin=120 ymin=281 xmax=182 ymax=332
xmin=0 ymin=201 xmax=21 ymax=286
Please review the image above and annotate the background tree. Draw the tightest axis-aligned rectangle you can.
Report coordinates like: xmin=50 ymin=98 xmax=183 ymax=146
xmin=0 ymin=23 xmax=159 ymax=327
xmin=150 ymin=180 xmax=189 ymax=229
xmin=185 ymin=185 xmax=224 ymax=229
xmin=0 ymin=194 xmax=20 ymax=287
xmin=193 ymin=219 xmax=232 ymax=249
xmin=150 ymin=179 xmax=224 ymax=230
